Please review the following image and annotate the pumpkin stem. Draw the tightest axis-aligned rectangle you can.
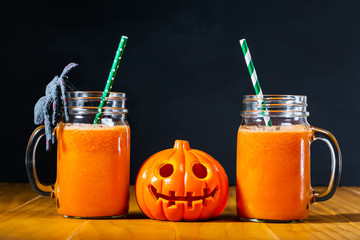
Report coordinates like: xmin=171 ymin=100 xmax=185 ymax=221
xmin=173 ymin=140 xmax=190 ymax=150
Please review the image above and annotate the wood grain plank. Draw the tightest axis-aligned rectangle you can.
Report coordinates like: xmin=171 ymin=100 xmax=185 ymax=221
xmin=313 ymin=187 xmax=360 ymax=229
xmin=70 ymin=219 xmax=177 ymax=240
xmin=266 ymin=203 xmax=360 ymax=240
xmin=224 ymin=187 xmax=360 ymax=240
xmin=173 ymin=221 xmax=280 ymax=240
xmin=70 ymin=187 xmax=175 ymax=240
xmin=0 ymin=183 xmax=38 ymax=215
xmin=343 ymin=186 xmax=360 ymax=195
xmin=70 ymin=186 xmax=279 ymax=240
xmin=1 ymin=185 xmax=360 ymax=239
xmin=317 ymin=187 xmax=360 ymax=213
xmin=262 ymin=187 xmax=360 ymax=239
xmin=0 ymin=195 xmax=86 ymax=240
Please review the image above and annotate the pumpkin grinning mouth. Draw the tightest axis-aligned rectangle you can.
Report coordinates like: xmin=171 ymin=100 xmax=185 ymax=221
xmin=149 ymin=184 xmax=217 ymax=207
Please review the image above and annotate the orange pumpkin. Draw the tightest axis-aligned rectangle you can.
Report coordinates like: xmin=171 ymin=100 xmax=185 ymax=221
xmin=135 ymin=140 xmax=229 ymax=221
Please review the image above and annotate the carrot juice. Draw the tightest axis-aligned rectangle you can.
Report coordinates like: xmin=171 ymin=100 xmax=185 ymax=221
xmin=236 ymin=124 xmax=313 ymax=221
xmin=55 ymin=123 xmax=130 ymax=218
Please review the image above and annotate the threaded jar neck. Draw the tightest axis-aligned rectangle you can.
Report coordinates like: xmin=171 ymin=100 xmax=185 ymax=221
xmin=63 ymin=91 xmax=128 ymax=125
xmin=241 ymin=95 xmax=309 ymax=118
xmin=67 ymin=91 xmax=128 ymax=115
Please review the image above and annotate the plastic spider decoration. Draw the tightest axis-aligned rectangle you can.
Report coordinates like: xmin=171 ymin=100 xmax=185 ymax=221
xmin=34 ymin=63 xmax=78 ymax=151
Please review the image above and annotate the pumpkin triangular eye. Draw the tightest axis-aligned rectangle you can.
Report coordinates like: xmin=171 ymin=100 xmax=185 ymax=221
xmin=159 ymin=163 xmax=174 ymax=178
xmin=192 ymin=163 xmax=207 ymax=179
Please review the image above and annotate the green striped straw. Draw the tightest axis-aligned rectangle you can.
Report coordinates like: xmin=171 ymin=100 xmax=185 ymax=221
xmin=239 ymin=38 xmax=272 ymax=126
xmin=94 ymin=36 xmax=128 ymax=124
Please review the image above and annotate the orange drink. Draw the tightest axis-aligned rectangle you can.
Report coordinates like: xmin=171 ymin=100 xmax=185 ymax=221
xmin=236 ymin=95 xmax=342 ymax=222
xmin=26 ymin=91 xmax=131 ymax=218
xmin=236 ymin=125 xmax=312 ymax=221
xmin=55 ymin=123 xmax=130 ymax=217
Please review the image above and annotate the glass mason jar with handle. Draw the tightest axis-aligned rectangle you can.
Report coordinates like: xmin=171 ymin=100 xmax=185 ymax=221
xmin=236 ymin=95 xmax=341 ymax=222
xmin=25 ymin=91 xmax=130 ymax=218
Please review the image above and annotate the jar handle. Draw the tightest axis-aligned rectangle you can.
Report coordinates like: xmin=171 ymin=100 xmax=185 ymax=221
xmin=25 ymin=125 xmax=54 ymax=197
xmin=311 ymin=126 xmax=342 ymax=202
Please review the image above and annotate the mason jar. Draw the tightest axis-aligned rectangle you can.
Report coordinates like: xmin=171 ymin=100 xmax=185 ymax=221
xmin=26 ymin=91 xmax=130 ymax=218
xmin=236 ymin=95 xmax=341 ymax=222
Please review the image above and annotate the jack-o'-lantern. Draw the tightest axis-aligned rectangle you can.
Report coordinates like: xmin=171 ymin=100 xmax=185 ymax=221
xmin=135 ymin=140 xmax=229 ymax=221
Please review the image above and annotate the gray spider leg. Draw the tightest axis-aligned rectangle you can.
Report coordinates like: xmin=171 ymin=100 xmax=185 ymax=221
xmin=51 ymin=127 xmax=56 ymax=145
xmin=60 ymin=63 xmax=78 ymax=79
xmin=44 ymin=100 xmax=52 ymax=152
xmin=52 ymin=84 xmax=60 ymax=126
xmin=45 ymin=80 xmax=58 ymax=125
xmin=59 ymin=79 xmax=70 ymax=122
xmin=45 ymin=76 xmax=58 ymax=97
xmin=49 ymin=101 xmax=57 ymax=145
xmin=52 ymin=100 xmax=57 ymax=126
xmin=60 ymin=63 xmax=78 ymax=91
xmin=34 ymin=96 xmax=47 ymax=125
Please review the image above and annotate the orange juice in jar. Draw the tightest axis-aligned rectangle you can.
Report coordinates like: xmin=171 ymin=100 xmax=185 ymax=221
xmin=26 ymin=91 xmax=130 ymax=218
xmin=56 ymin=123 xmax=130 ymax=217
xmin=236 ymin=95 xmax=341 ymax=222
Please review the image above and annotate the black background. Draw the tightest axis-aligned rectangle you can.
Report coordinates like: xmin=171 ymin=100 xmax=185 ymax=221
xmin=1 ymin=0 xmax=359 ymax=186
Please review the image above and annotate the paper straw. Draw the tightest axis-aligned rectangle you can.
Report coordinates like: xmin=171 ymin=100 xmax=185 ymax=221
xmin=239 ymin=39 xmax=272 ymax=126
xmin=94 ymin=36 xmax=128 ymax=124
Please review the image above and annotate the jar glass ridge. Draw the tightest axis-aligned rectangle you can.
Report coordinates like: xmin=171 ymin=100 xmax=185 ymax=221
xmin=65 ymin=91 xmax=128 ymax=125
xmin=241 ymin=95 xmax=309 ymax=126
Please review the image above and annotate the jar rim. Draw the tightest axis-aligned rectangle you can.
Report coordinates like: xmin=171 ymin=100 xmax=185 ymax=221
xmin=241 ymin=94 xmax=309 ymax=117
xmin=66 ymin=91 xmax=128 ymax=114
xmin=68 ymin=91 xmax=126 ymax=99
xmin=243 ymin=94 xmax=307 ymax=99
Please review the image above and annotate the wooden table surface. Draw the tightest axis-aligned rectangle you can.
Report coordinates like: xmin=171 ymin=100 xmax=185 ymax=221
xmin=1 ymin=184 xmax=360 ymax=239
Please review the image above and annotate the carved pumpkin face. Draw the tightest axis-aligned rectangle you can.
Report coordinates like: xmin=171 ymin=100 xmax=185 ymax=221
xmin=135 ymin=140 xmax=229 ymax=221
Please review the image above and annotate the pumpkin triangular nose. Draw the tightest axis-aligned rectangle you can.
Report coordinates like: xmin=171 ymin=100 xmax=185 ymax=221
xmin=173 ymin=140 xmax=190 ymax=150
